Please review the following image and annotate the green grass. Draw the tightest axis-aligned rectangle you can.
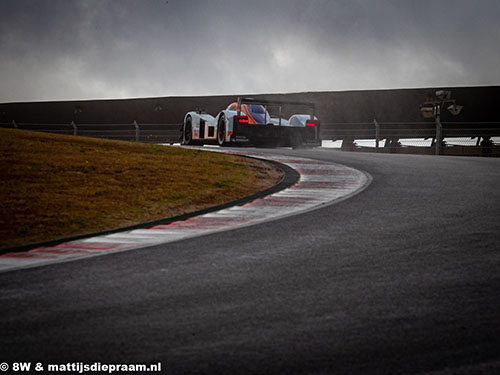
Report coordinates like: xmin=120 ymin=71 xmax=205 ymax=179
xmin=0 ymin=129 xmax=283 ymax=249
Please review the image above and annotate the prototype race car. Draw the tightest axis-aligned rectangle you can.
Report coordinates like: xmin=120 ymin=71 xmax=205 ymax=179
xmin=181 ymin=98 xmax=320 ymax=148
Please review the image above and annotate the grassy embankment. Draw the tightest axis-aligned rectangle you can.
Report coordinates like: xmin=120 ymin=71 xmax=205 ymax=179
xmin=0 ymin=128 xmax=283 ymax=249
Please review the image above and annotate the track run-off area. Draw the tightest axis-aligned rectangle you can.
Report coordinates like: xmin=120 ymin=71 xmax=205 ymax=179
xmin=0 ymin=148 xmax=370 ymax=272
xmin=1 ymin=147 xmax=500 ymax=375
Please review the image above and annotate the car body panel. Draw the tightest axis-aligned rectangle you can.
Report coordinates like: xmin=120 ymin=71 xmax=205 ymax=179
xmin=182 ymin=98 xmax=321 ymax=147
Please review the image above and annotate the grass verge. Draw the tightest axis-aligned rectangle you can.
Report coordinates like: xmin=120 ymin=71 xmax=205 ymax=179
xmin=0 ymin=129 xmax=283 ymax=249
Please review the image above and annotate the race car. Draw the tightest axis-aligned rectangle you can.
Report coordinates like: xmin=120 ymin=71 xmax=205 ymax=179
xmin=181 ymin=98 xmax=320 ymax=148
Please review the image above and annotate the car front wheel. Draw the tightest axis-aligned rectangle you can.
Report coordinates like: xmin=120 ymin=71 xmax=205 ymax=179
xmin=217 ymin=115 xmax=226 ymax=146
xmin=183 ymin=117 xmax=193 ymax=145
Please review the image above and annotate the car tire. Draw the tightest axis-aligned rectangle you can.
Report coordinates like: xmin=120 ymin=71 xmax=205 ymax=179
xmin=183 ymin=117 xmax=193 ymax=145
xmin=217 ymin=115 xmax=226 ymax=146
xmin=290 ymin=134 xmax=303 ymax=149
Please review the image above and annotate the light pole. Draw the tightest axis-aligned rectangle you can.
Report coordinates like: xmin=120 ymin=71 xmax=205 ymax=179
xmin=420 ymin=90 xmax=463 ymax=155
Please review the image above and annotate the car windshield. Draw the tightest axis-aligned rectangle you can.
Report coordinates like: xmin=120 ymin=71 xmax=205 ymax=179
xmin=245 ymin=104 xmax=268 ymax=124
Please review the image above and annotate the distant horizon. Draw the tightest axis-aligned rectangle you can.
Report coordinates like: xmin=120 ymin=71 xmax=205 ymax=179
xmin=2 ymin=83 xmax=499 ymax=105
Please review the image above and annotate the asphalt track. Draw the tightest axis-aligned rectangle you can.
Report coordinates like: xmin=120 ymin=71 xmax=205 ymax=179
xmin=1 ymin=148 xmax=500 ymax=375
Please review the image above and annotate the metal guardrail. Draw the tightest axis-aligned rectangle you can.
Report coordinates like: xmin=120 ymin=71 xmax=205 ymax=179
xmin=319 ymin=120 xmax=500 ymax=156
xmin=2 ymin=120 xmax=500 ymax=156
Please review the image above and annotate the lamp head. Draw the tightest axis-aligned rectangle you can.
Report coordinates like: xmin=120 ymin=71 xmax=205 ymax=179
xmin=447 ymin=103 xmax=463 ymax=116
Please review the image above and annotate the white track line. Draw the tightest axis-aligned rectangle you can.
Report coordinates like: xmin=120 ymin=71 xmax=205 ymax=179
xmin=0 ymin=150 xmax=371 ymax=273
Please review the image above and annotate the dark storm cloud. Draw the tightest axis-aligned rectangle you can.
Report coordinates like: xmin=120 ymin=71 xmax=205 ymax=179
xmin=1 ymin=0 xmax=499 ymax=102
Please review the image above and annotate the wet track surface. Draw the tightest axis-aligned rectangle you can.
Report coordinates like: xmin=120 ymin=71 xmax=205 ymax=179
xmin=1 ymin=148 xmax=500 ymax=374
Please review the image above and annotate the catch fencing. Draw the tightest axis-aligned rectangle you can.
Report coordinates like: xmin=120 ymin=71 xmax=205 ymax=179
xmin=2 ymin=119 xmax=500 ymax=156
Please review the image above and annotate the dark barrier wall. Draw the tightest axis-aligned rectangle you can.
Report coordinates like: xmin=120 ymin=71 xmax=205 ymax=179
xmin=1 ymin=86 xmax=499 ymax=125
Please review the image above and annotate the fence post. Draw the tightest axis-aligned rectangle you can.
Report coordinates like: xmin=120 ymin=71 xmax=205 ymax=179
xmin=12 ymin=120 xmax=18 ymax=129
xmin=435 ymin=117 xmax=442 ymax=155
xmin=134 ymin=121 xmax=140 ymax=142
xmin=71 ymin=121 xmax=78 ymax=136
xmin=373 ymin=119 xmax=380 ymax=151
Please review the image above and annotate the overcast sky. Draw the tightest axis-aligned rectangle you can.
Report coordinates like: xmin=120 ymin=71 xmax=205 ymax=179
xmin=1 ymin=0 xmax=499 ymax=102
